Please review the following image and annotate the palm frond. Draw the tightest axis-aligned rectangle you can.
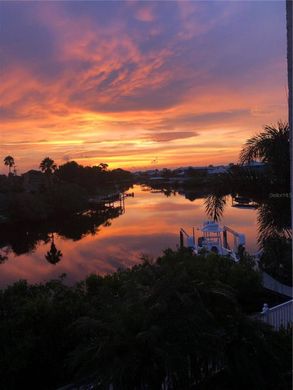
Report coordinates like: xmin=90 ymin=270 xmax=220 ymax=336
xmin=204 ymin=194 xmax=227 ymax=222
xmin=239 ymin=121 xmax=289 ymax=165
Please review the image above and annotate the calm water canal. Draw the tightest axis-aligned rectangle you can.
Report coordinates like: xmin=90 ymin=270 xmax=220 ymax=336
xmin=1 ymin=185 xmax=258 ymax=286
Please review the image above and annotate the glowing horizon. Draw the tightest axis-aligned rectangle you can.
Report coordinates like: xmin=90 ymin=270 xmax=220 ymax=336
xmin=0 ymin=1 xmax=288 ymax=174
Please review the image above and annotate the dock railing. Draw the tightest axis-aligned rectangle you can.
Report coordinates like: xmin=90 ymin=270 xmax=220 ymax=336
xmin=179 ymin=228 xmax=195 ymax=249
xmin=258 ymin=300 xmax=292 ymax=331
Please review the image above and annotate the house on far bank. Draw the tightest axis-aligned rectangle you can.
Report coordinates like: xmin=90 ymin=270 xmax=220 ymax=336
xmin=243 ymin=161 xmax=266 ymax=171
xmin=173 ymin=168 xmax=187 ymax=177
xmin=22 ymin=170 xmax=44 ymax=193
xmin=207 ymin=161 xmax=266 ymax=175
xmin=207 ymin=166 xmax=228 ymax=175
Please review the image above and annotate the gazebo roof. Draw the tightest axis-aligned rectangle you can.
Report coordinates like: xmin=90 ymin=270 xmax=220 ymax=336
xmin=201 ymin=221 xmax=223 ymax=233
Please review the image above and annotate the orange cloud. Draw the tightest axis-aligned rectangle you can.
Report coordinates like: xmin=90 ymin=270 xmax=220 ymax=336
xmin=0 ymin=1 xmax=288 ymax=173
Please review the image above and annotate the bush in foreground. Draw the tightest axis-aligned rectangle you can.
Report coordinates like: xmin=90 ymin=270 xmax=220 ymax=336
xmin=0 ymin=250 xmax=291 ymax=389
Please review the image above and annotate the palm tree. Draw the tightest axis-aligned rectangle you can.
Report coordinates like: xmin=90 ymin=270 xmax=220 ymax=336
xmin=39 ymin=157 xmax=57 ymax=175
xmin=3 ymin=155 xmax=15 ymax=175
xmin=239 ymin=122 xmax=290 ymax=183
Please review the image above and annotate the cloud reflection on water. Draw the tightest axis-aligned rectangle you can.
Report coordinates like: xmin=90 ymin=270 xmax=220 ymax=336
xmin=0 ymin=186 xmax=258 ymax=286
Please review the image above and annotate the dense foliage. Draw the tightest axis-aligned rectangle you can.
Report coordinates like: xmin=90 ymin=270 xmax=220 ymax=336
xmin=55 ymin=161 xmax=133 ymax=194
xmin=0 ymin=159 xmax=134 ymax=224
xmin=6 ymin=182 xmax=88 ymax=222
xmin=260 ymin=237 xmax=292 ymax=286
xmin=0 ymin=250 xmax=291 ymax=390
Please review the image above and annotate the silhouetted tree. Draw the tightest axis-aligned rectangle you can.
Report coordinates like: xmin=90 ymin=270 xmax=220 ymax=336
xmin=55 ymin=161 xmax=80 ymax=184
xmin=98 ymin=162 xmax=108 ymax=172
xmin=55 ymin=161 xmax=133 ymax=194
xmin=4 ymin=156 xmax=15 ymax=175
xmin=0 ymin=254 xmax=8 ymax=264
xmin=240 ymin=122 xmax=290 ymax=184
xmin=45 ymin=234 xmax=63 ymax=265
xmin=39 ymin=157 xmax=57 ymax=175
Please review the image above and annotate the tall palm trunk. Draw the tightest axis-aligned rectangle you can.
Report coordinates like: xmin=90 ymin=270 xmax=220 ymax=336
xmin=286 ymin=0 xmax=292 ymax=236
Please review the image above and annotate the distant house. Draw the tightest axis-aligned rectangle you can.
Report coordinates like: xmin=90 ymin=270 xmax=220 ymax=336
xmin=173 ymin=168 xmax=187 ymax=177
xmin=146 ymin=169 xmax=160 ymax=177
xmin=149 ymin=176 xmax=165 ymax=181
xmin=243 ymin=161 xmax=266 ymax=171
xmin=22 ymin=170 xmax=44 ymax=193
xmin=207 ymin=166 xmax=228 ymax=175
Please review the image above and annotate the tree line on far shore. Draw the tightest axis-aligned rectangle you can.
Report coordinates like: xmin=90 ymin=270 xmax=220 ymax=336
xmin=0 ymin=157 xmax=134 ymax=224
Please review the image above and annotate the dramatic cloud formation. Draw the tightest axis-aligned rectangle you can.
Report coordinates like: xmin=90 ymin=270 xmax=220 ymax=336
xmin=0 ymin=1 xmax=287 ymax=172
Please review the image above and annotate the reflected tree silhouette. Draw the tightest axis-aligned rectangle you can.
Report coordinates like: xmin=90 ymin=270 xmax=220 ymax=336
xmin=257 ymin=198 xmax=291 ymax=245
xmin=257 ymin=197 xmax=292 ymax=284
xmin=204 ymin=193 xmax=228 ymax=222
xmin=0 ymin=246 xmax=10 ymax=263
xmin=0 ymin=254 xmax=8 ymax=264
xmin=0 ymin=227 xmax=50 ymax=256
xmin=103 ymin=220 xmax=112 ymax=227
xmin=162 ymin=188 xmax=176 ymax=197
xmin=56 ymin=207 xmax=121 ymax=240
xmin=204 ymin=192 xmax=291 ymax=246
xmin=0 ymin=204 xmax=123 ymax=263
xmin=45 ymin=233 xmax=63 ymax=265
xmin=204 ymin=176 xmax=292 ymax=284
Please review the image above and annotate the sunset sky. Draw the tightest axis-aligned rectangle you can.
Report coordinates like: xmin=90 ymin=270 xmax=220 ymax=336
xmin=0 ymin=0 xmax=288 ymax=173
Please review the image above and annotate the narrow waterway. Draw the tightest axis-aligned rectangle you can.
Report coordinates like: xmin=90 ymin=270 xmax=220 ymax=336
xmin=0 ymin=185 xmax=258 ymax=286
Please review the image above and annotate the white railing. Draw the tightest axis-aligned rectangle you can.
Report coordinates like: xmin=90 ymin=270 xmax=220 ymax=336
xmin=179 ymin=228 xmax=195 ymax=249
xmin=259 ymin=300 xmax=293 ymax=331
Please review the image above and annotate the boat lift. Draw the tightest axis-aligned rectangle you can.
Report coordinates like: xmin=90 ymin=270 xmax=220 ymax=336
xmin=180 ymin=221 xmax=246 ymax=261
xmin=232 ymin=196 xmax=257 ymax=209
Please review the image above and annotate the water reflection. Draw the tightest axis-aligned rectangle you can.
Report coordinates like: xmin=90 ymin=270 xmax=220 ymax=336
xmin=45 ymin=234 xmax=63 ymax=265
xmin=204 ymin=192 xmax=291 ymax=245
xmin=257 ymin=197 xmax=291 ymax=244
xmin=0 ymin=206 xmax=123 ymax=255
xmin=0 ymin=185 xmax=259 ymax=286
xmin=204 ymin=184 xmax=291 ymax=285
xmin=204 ymin=193 xmax=228 ymax=222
